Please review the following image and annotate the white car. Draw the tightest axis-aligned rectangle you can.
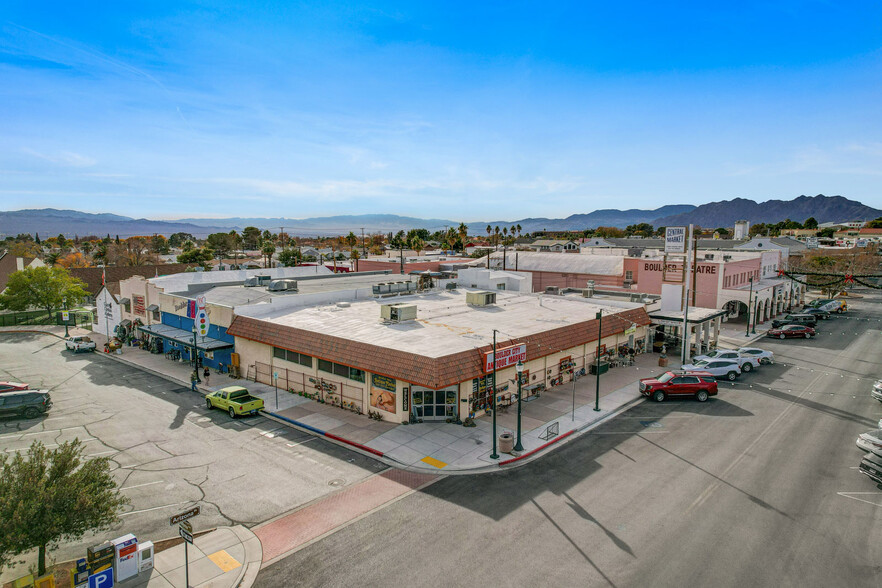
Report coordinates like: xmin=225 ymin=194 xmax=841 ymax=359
xmin=856 ymin=430 xmax=882 ymax=458
xmin=692 ymin=349 xmax=761 ymax=372
xmin=872 ymin=380 xmax=882 ymax=403
xmin=681 ymin=359 xmax=742 ymax=381
xmin=736 ymin=347 xmax=774 ymax=366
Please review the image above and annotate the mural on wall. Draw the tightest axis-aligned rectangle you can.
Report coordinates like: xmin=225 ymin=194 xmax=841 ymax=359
xmin=370 ymin=374 xmax=397 ymax=413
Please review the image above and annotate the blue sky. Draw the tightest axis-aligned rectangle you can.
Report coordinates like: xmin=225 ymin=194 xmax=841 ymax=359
xmin=2 ymin=1 xmax=882 ymax=221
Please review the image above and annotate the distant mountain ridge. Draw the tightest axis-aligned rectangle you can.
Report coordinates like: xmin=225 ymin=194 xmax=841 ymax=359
xmin=652 ymin=195 xmax=882 ymax=227
xmin=1 ymin=195 xmax=878 ymax=238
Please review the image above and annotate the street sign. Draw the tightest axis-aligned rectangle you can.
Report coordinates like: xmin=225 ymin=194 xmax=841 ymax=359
xmin=87 ymin=568 xmax=113 ymax=588
xmin=180 ymin=520 xmax=192 ymax=533
xmin=179 ymin=526 xmax=194 ymax=545
xmin=169 ymin=506 xmax=200 ymax=526
xmin=665 ymin=226 xmax=687 ymax=253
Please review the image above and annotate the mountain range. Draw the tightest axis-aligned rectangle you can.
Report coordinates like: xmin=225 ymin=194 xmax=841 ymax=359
xmin=1 ymin=195 xmax=879 ymax=239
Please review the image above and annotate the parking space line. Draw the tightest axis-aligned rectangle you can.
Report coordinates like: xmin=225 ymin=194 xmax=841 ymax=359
xmin=120 ymin=502 xmax=189 ymax=517
xmin=3 ymin=437 xmax=97 ymax=452
xmin=87 ymin=450 xmax=118 ymax=457
xmin=120 ymin=480 xmax=165 ymax=491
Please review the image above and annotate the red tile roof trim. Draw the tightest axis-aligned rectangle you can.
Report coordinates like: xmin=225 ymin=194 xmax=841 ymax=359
xmin=228 ymin=307 xmax=650 ymax=389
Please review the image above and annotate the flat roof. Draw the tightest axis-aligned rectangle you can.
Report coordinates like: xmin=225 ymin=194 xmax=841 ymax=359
xmin=236 ymin=288 xmax=645 ymax=359
xmin=649 ymin=306 xmax=728 ymax=323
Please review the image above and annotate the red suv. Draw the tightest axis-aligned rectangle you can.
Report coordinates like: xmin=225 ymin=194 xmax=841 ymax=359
xmin=640 ymin=371 xmax=718 ymax=403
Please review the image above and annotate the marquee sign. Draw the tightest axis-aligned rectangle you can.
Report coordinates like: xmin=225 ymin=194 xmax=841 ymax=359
xmin=195 ymin=296 xmax=210 ymax=337
xmin=483 ymin=343 xmax=527 ymax=373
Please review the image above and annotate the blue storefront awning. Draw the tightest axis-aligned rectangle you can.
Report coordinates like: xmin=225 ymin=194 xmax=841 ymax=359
xmin=138 ymin=323 xmax=233 ymax=351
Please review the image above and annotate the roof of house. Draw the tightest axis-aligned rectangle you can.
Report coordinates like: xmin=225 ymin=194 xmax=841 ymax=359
xmin=228 ymin=290 xmax=650 ymax=389
xmin=471 ymin=251 xmax=624 ymax=275
xmin=0 ymin=253 xmax=38 ymax=292
xmin=69 ymin=264 xmax=198 ymax=296
xmin=859 ymin=228 xmax=882 ymax=235
xmin=530 ymin=239 xmax=576 ymax=246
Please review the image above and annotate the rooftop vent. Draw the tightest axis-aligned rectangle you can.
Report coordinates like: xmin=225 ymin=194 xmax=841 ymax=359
xmin=381 ymin=303 xmax=417 ymax=323
xmin=466 ymin=291 xmax=496 ymax=306
xmin=545 ymin=286 xmax=560 ymax=295
xmin=267 ymin=279 xmax=298 ymax=292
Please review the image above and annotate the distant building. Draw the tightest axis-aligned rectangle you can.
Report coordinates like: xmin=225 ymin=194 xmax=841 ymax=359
xmin=528 ymin=239 xmax=580 ymax=252
xmin=733 ymin=220 xmax=750 ymax=240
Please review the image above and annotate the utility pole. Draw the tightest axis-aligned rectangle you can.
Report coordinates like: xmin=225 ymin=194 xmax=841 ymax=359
xmin=490 ymin=330 xmax=499 ymax=459
xmin=681 ymin=224 xmax=694 ymax=364
xmin=361 ymin=227 xmax=366 ymax=257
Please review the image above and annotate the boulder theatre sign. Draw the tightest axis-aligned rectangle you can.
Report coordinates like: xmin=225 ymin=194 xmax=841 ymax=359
xmin=643 ymin=261 xmax=717 ymax=282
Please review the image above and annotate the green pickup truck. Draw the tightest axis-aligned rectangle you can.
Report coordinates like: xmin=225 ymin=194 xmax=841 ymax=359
xmin=205 ymin=386 xmax=264 ymax=418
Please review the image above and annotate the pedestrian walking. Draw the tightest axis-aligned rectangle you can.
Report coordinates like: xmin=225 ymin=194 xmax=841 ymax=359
xmin=190 ymin=370 xmax=199 ymax=392
xmin=203 ymin=367 xmax=210 ymax=386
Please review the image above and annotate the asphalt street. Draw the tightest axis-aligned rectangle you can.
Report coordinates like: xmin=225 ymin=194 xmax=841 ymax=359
xmin=256 ymin=292 xmax=882 ymax=588
xmin=0 ymin=333 xmax=386 ymax=579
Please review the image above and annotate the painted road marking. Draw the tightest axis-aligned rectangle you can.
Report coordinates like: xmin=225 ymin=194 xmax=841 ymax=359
xmin=120 ymin=502 xmax=189 ymax=517
xmin=207 ymin=549 xmax=242 ymax=573
xmin=837 ymin=492 xmax=882 ymax=507
xmin=120 ymin=480 xmax=165 ymax=491
xmin=421 ymin=456 xmax=447 ymax=469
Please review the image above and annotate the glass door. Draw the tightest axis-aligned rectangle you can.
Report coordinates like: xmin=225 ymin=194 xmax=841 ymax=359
xmin=411 ymin=388 xmax=451 ymax=421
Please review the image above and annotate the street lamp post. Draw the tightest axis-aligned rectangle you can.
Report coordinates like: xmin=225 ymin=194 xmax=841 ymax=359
xmin=192 ymin=325 xmax=201 ymax=383
xmin=745 ymin=276 xmax=754 ymax=337
xmin=594 ymin=311 xmax=602 ymax=412
xmin=490 ymin=329 xmax=499 ymax=460
xmin=514 ymin=360 xmax=524 ymax=452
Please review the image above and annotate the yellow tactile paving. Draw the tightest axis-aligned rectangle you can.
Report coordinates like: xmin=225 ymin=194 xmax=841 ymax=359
xmin=420 ymin=456 xmax=447 ymax=469
xmin=207 ymin=549 xmax=242 ymax=573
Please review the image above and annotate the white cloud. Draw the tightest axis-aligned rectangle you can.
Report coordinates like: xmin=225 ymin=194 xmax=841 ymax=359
xmin=21 ymin=148 xmax=97 ymax=168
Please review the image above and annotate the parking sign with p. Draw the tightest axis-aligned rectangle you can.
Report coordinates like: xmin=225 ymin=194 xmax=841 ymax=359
xmin=88 ymin=568 xmax=113 ymax=588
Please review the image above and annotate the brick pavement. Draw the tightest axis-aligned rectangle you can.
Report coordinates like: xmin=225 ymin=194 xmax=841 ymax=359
xmin=254 ymin=469 xmax=437 ymax=564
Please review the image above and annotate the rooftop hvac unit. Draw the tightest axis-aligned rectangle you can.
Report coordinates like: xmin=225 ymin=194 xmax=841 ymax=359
xmin=723 ymin=255 xmax=732 ymax=261
xmin=381 ymin=303 xmax=417 ymax=322
xmin=582 ymin=287 xmax=595 ymax=298
xmin=545 ymin=286 xmax=560 ymax=295
xmin=378 ymin=282 xmax=391 ymax=294
xmin=243 ymin=277 xmax=260 ymax=287
xmin=466 ymin=291 xmax=496 ymax=306
xmin=704 ymin=254 xmax=715 ymax=260
xmin=587 ymin=280 xmax=596 ymax=288
xmin=267 ymin=279 xmax=298 ymax=292
xmin=623 ymin=279 xmax=633 ymax=288
xmin=256 ymin=275 xmax=272 ymax=285
xmin=445 ymin=282 xmax=458 ymax=290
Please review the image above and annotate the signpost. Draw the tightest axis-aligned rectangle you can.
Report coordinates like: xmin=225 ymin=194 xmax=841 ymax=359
xmin=665 ymin=226 xmax=687 ymax=254
xmin=170 ymin=507 xmax=199 ymax=588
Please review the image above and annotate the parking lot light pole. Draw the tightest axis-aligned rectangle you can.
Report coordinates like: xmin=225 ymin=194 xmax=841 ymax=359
xmin=514 ymin=360 xmax=524 ymax=452
xmin=192 ymin=325 xmax=201 ymax=383
xmin=745 ymin=276 xmax=754 ymax=337
xmin=594 ymin=311 xmax=602 ymax=412
xmin=490 ymin=329 xmax=499 ymax=460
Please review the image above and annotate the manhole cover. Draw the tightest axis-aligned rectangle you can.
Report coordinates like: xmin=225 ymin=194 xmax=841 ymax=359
xmin=328 ymin=479 xmax=346 ymax=487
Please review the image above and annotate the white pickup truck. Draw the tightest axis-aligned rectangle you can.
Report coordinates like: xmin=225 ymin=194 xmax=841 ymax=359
xmin=65 ymin=336 xmax=96 ymax=353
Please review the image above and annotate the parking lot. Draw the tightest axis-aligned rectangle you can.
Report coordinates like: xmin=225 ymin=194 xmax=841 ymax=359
xmin=0 ymin=332 xmax=386 ymax=573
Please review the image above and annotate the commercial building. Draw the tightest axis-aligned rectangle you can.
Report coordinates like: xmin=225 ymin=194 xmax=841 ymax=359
xmin=227 ymin=286 xmax=651 ymax=424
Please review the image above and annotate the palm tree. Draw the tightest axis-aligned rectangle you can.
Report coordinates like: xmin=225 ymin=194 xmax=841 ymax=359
xmin=44 ymin=252 xmax=61 ymax=267
xmin=457 ymin=223 xmax=468 ymax=251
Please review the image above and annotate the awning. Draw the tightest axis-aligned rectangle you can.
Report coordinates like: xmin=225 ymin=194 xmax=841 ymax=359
xmin=120 ymin=319 xmax=132 ymax=328
xmin=119 ymin=298 xmax=130 ymax=305
xmin=137 ymin=323 xmax=233 ymax=351
xmin=146 ymin=304 xmax=159 ymax=312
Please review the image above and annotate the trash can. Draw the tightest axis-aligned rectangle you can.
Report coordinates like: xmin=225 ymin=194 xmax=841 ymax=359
xmin=499 ymin=432 xmax=514 ymax=453
xmin=658 ymin=356 xmax=668 ymax=367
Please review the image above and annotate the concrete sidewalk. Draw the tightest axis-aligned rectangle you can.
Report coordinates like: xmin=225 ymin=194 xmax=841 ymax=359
xmin=128 ymin=525 xmax=262 ymax=588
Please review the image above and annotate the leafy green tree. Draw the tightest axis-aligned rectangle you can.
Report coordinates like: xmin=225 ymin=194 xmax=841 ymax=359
xmin=803 ymin=217 xmax=818 ymax=229
xmin=242 ymin=226 xmax=262 ymax=250
xmin=150 ymin=234 xmax=169 ymax=254
xmin=714 ymin=227 xmax=730 ymax=236
xmin=867 ymin=217 xmax=882 ymax=229
xmin=177 ymin=247 xmax=214 ymax=267
xmin=167 ymin=232 xmax=195 ymax=248
xmin=206 ymin=233 xmax=235 ymax=260
xmin=625 ymin=223 xmax=654 ymax=237
xmin=0 ymin=440 xmax=129 ymax=576
xmin=0 ymin=266 xmax=87 ymax=320
xmin=817 ymin=227 xmax=835 ymax=238
xmin=277 ymin=248 xmax=302 ymax=267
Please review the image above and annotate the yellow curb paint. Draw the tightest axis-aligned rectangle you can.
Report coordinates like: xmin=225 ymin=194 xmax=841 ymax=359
xmin=207 ymin=549 xmax=242 ymax=573
xmin=421 ymin=456 xmax=447 ymax=469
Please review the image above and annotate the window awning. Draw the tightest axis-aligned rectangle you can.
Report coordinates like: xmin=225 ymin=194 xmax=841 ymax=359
xmin=119 ymin=298 xmax=131 ymax=305
xmin=138 ymin=323 xmax=233 ymax=351
xmin=146 ymin=304 xmax=159 ymax=312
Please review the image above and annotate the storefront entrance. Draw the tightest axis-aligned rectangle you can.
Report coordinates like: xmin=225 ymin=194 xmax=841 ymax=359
xmin=412 ymin=387 xmax=457 ymax=422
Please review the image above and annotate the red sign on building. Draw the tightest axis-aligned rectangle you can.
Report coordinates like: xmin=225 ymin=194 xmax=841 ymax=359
xmin=483 ymin=343 xmax=527 ymax=373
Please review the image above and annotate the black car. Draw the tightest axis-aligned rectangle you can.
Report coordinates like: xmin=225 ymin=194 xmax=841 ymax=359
xmin=859 ymin=451 xmax=882 ymax=485
xmin=802 ymin=308 xmax=831 ymax=320
xmin=770 ymin=313 xmax=818 ymax=329
xmin=0 ymin=391 xmax=52 ymax=419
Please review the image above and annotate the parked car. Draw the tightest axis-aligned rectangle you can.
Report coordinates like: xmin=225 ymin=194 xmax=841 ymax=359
xmin=0 ymin=382 xmax=29 ymax=394
xmin=681 ymin=359 xmax=742 ymax=381
xmin=856 ymin=429 xmax=882 ymax=457
xmin=205 ymin=386 xmax=264 ymax=418
xmin=802 ymin=308 xmax=831 ymax=320
xmin=804 ymin=299 xmax=847 ymax=314
xmin=767 ymin=325 xmax=816 ymax=339
xmin=0 ymin=391 xmax=52 ymax=419
xmin=691 ymin=349 xmax=761 ymax=372
xmin=859 ymin=452 xmax=882 ymax=485
xmin=639 ymin=371 xmax=718 ymax=402
xmin=65 ymin=336 xmax=96 ymax=353
xmin=770 ymin=313 xmax=817 ymax=329
xmin=872 ymin=380 xmax=882 ymax=403
xmin=736 ymin=347 xmax=774 ymax=365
